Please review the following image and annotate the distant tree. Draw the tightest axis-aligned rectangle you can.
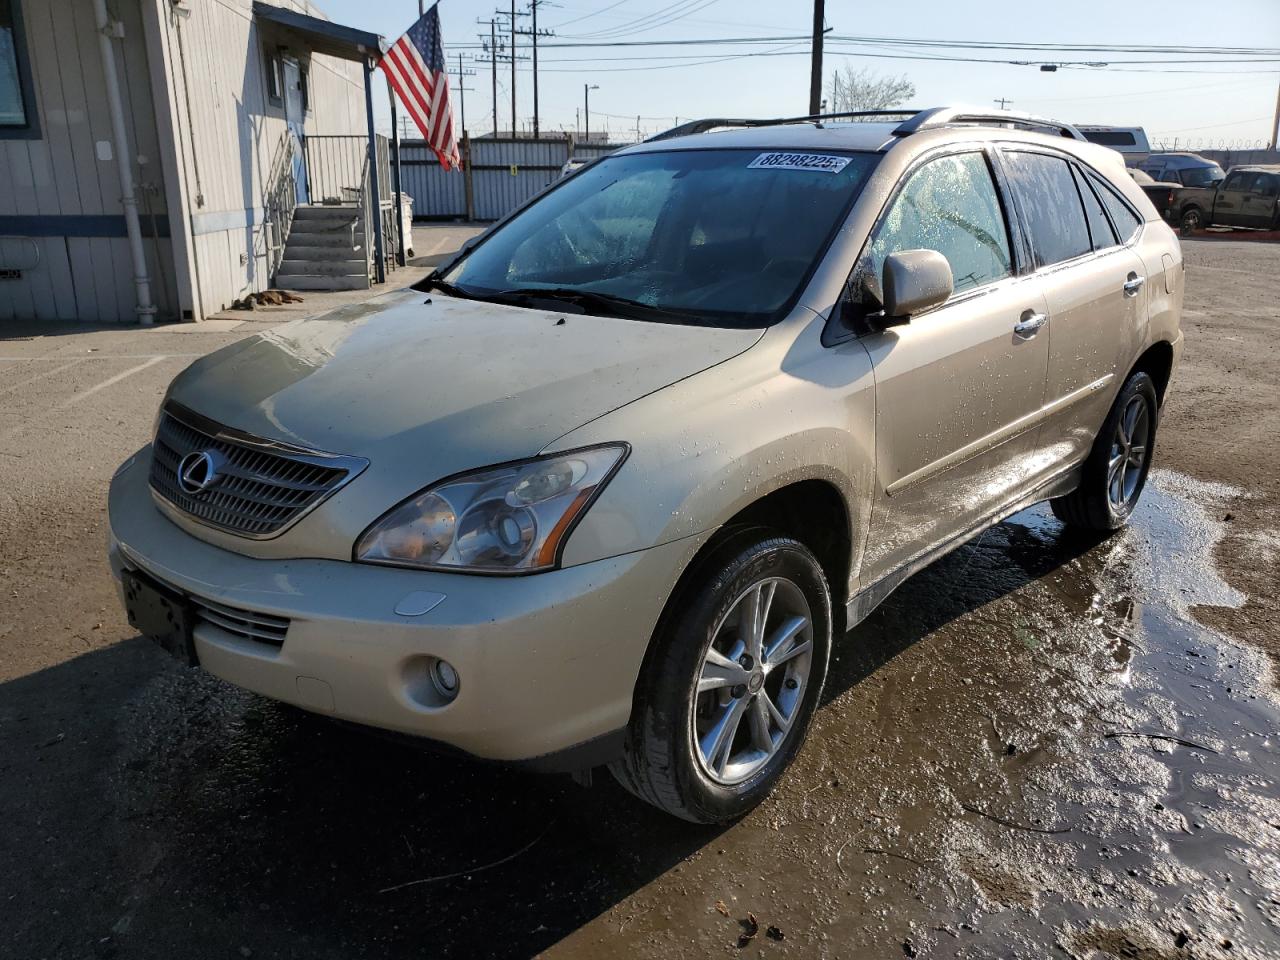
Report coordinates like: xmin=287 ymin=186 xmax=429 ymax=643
xmin=826 ymin=66 xmax=916 ymax=116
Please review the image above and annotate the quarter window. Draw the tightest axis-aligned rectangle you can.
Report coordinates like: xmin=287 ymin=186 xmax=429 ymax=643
xmin=862 ymin=151 xmax=1012 ymax=297
xmin=1004 ymin=151 xmax=1092 ymax=267
xmin=1073 ymin=165 xmax=1117 ymax=250
xmin=1087 ymin=171 xmax=1143 ymax=242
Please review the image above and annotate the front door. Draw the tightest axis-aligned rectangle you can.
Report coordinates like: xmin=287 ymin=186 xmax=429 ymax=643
xmin=283 ymin=58 xmax=309 ymax=205
xmin=855 ymin=149 xmax=1050 ymax=583
xmin=1212 ymin=170 xmax=1252 ymax=227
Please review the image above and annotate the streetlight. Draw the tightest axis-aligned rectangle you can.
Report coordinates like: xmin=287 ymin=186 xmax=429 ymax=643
xmin=584 ymin=84 xmax=599 ymax=143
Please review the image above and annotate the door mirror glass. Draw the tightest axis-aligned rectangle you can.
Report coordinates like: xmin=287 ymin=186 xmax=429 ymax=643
xmin=882 ymin=249 xmax=954 ymax=321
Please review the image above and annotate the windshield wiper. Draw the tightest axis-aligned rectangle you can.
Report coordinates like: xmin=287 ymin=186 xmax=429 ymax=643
xmin=485 ymin=287 xmax=695 ymax=323
xmin=417 ymin=274 xmax=474 ymax=299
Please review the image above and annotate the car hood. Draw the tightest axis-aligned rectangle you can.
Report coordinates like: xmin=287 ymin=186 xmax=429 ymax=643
xmin=168 ymin=290 xmax=762 ymax=488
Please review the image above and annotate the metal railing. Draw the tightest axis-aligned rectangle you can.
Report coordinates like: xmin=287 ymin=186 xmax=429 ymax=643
xmin=263 ymin=129 xmax=299 ymax=281
xmin=303 ymin=133 xmax=399 ymax=282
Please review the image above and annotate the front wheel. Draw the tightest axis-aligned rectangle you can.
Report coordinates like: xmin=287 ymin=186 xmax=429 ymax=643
xmin=610 ymin=535 xmax=831 ymax=824
xmin=1051 ymin=371 xmax=1158 ymax=532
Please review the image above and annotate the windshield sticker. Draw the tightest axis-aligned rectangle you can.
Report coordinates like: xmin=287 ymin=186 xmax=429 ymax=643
xmin=748 ymin=152 xmax=852 ymax=174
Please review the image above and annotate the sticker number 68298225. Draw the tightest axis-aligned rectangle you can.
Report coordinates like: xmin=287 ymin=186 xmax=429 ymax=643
xmin=747 ymin=152 xmax=852 ymax=174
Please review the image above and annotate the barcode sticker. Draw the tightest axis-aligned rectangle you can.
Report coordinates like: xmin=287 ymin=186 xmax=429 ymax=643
xmin=748 ymin=152 xmax=852 ymax=174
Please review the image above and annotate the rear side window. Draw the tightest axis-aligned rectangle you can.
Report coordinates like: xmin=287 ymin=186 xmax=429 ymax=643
xmin=1256 ymin=175 xmax=1279 ymax=198
xmin=1087 ymin=171 xmax=1143 ymax=242
xmin=1073 ymin=165 xmax=1117 ymax=250
xmin=1003 ymin=151 xmax=1091 ymax=267
xmin=863 ymin=151 xmax=1012 ymax=296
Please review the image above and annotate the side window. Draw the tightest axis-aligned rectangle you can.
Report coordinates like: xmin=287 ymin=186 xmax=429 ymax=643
xmin=1072 ymin=165 xmax=1117 ymax=250
xmin=862 ymin=152 xmax=1012 ymax=297
xmin=1003 ymin=151 xmax=1091 ymax=267
xmin=1222 ymin=172 xmax=1247 ymax=193
xmin=1 ymin=0 xmax=39 ymax=138
xmin=1256 ymin=175 xmax=1279 ymax=198
xmin=265 ymin=46 xmax=284 ymax=105
xmin=1088 ymin=171 xmax=1143 ymax=242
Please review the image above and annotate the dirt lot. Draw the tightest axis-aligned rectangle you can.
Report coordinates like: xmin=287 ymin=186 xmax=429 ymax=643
xmin=2 ymin=240 xmax=1279 ymax=960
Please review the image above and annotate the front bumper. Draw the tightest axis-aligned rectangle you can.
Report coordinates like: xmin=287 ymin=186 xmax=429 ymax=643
xmin=108 ymin=450 xmax=702 ymax=767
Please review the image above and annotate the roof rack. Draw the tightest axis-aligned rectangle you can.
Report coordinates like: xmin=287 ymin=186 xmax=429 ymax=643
xmin=643 ymin=106 xmax=1085 ymax=144
xmin=891 ymin=107 xmax=1085 ymax=141
xmin=644 ymin=110 xmax=922 ymax=143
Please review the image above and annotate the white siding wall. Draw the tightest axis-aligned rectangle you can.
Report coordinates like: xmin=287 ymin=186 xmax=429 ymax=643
xmin=153 ymin=0 xmax=366 ymax=317
xmin=0 ymin=0 xmax=367 ymax=324
xmin=0 ymin=0 xmax=176 ymax=323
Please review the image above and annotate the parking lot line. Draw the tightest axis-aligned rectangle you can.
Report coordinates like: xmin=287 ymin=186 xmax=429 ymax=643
xmin=59 ymin=356 xmax=168 ymax=409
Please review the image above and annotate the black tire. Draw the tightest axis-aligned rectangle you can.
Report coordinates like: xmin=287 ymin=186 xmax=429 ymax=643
xmin=610 ymin=534 xmax=832 ymax=824
xmin=1051 ymin=371 xmax=1159 ymax=532
xmin=1179 ymin=206 xmax=1203 ymax=236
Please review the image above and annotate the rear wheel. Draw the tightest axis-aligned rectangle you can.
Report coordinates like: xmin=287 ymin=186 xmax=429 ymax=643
xmin=610 ymin=535 xmax=831 ymax=824
xmin=1179 ymin=206 xmax=1203 ymax=236
xmin=1051 ymin=371 xmax=1158 ymax=532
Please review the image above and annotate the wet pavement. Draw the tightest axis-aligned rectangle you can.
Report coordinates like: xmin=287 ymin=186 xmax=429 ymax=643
xmin=5 ymin=470 xmax=1278 ymax=959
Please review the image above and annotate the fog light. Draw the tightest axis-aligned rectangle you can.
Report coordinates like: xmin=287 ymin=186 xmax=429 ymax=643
xmin=431 ymin=658 xmax=460 ymax=699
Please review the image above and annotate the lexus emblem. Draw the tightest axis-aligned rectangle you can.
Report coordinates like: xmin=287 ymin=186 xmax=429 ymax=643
xmin=177 ymin=449 xmax=225 ymax=495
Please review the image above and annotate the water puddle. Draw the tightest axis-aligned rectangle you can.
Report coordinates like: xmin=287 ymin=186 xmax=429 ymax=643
xmin=101 ymin=470 xmax=1280 ymax=959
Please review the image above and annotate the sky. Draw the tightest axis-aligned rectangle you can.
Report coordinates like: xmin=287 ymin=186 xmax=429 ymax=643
xmin=316 ymin=0 xmax=1280 ymax=148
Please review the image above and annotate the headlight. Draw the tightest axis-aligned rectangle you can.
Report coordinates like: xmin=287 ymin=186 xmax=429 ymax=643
xmin=354 ymin=444 xmax=628 ymax=573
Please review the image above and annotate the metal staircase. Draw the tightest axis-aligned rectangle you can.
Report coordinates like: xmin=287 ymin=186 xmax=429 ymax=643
xmin=275 ymin=205 xmax=371 ymax=291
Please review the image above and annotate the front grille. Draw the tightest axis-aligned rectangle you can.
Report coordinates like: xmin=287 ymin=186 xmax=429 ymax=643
xmin=149 ymin=404 xmax=367 ymax=538
xmin=192 ymin=595 xmax=290 ymax=648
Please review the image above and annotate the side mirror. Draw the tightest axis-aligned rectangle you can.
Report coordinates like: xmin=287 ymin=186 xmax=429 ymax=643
xmin=881 ymin=249 xmax=954 ymax=324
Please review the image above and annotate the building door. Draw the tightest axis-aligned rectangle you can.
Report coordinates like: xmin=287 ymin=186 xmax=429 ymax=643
xmin=283 ymin=58 xmax=309 ymax=205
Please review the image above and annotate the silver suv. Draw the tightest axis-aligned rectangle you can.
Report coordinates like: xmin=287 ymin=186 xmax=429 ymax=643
xmin=108 ymin=107 xmax=1183 ymax=823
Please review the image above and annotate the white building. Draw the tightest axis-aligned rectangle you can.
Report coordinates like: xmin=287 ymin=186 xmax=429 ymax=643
xmin=0 ymin=0 xmax=403 ymax=325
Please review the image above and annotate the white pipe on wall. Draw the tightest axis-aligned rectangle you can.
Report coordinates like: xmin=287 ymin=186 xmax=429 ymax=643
xmin=93 ymin=0 xmax=157 ymax=324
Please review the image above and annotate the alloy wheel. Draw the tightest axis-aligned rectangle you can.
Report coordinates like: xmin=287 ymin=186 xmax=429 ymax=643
xmin=692 ymin=577 xmax=813 ymax=785
xmin=1108 ymin=394 xmax=1150 ymax=509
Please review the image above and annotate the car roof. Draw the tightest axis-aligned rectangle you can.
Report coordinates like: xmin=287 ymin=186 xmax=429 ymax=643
xmin=1229 ymin=164 xmax=1280 ymax=173
xmin=1150 ymin=153 xmax=1220 ymax=166
xmin=618 ymin=121 xmax=903 ymax=155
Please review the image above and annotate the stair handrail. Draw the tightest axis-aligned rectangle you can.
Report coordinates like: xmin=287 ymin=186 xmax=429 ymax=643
xmin=358 ymin=154 xmax=374 ymax=284
xmin=264 ymin=129 xmax=300 ymax=283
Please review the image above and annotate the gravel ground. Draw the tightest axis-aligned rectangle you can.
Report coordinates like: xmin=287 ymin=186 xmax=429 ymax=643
xmin=1 ymin=239 xmax=1278 ymax=960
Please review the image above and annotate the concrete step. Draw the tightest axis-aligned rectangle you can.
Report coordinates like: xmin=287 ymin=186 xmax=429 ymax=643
xmin=290 ymin=218 xmax=362 ymax=235
xmin=277 ymin=259 xmax=367 ymax=277
xmin=293 ymin=204 xmax=360 ymax=219
xmin=281 ymin=244 xmax=365 ymax=261
xmin=276 ymin=274 xmax=372 ymax=292
xmin=281 ymin=231 xmax=363 ymax=249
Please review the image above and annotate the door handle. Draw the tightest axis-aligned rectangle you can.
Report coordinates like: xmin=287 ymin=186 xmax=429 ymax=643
xmin=1123 ymin=273 xmax=1146 ymax=297
xmin=1013 ymin=310 xmax=1048 ymax=339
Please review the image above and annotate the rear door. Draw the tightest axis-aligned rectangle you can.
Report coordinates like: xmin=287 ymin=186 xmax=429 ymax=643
xmin=1000 ymin=149 xmax=1149 ymax=472
xmin=1212 ymin=171 xmax=1253 ymax=226
xmin=855 ymin=148 xmax=1050 ymax=583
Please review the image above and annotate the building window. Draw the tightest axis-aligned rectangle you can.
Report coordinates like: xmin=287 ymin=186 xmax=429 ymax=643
xmin=299 ymin=64 xmax=310 ymax=114
xmin=1 ymin=0 xmax=39 ymax=138
xmin=265 ymin=45 xmax=284 ymax=105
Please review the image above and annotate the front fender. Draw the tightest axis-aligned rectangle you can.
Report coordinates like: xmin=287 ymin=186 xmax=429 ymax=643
xmin=548 ymin=317 xmax=877 ymax=593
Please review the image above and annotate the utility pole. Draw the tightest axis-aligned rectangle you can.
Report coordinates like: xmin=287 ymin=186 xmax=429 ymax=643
xmin=1270 ymin=76 xmax=1280 ymax=151
xmin=451 ymin=53 xmax=476 ymax=133
xmin=808 ymin=0 xmax=824 ymax=115
xmin=584 ymin=83 xmax=598 ymax=142
xmin=488 ymin=19 xmax=497 ymax=135
xmin=993 ymin=97 xmax=1013 ymax=110
xmin=516 ymin=0 xmax=555 ymax=137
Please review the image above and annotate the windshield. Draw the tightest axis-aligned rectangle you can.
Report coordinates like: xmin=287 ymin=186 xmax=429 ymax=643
xmin=1183 ymin=165 xmax=1225 ymax=187
xmin=443 ymin=148 xmax=879 ymax=327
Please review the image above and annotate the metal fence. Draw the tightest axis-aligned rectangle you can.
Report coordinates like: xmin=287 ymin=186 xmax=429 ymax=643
xmin=304 ymin=134 xmax=393 ymax=206
xmin=397 ymin=136 xmax=627 ymax=221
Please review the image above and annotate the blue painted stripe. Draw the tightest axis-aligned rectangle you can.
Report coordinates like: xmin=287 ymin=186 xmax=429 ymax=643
xmin=0 ymin=215 xmax=172 ymax=239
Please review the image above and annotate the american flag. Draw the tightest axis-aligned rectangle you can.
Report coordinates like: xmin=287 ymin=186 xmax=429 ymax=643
xmin=379 ymin=5 xmax=460 ymax=171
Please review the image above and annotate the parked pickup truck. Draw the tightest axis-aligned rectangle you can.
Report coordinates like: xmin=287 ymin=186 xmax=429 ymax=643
xmin=1174 ymin=165 xmax=1280 ymax=235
